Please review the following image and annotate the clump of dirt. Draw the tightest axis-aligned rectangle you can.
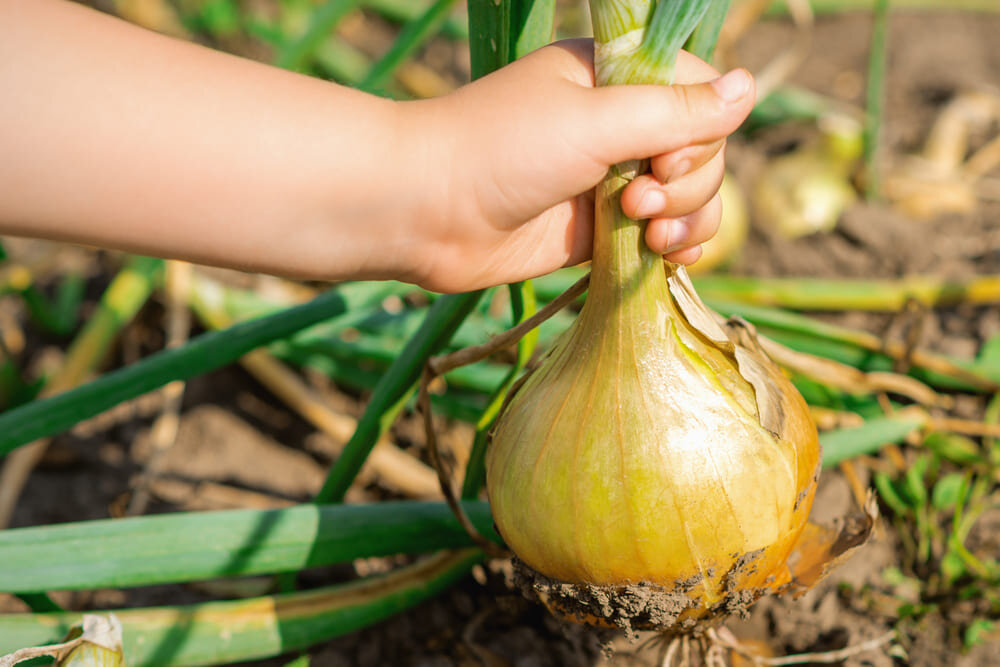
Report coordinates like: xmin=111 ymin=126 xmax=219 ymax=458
xmin=512 ymin=560 xmax=700 ymax=637
xmin=510 ymin=549 xmax=773 ymax=640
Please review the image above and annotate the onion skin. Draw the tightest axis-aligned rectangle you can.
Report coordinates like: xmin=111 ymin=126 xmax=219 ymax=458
xmin=486 ymin=165 xmax=822 ymax=626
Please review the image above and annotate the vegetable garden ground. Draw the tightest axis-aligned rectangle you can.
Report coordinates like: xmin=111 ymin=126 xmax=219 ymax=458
xmin=2 ymin=3 xmax=999 ymax=665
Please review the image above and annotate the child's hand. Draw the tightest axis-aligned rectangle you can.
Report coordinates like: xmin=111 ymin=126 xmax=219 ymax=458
xmin=0 ymin=4 xmax=751 ymax=293
xmin=402 ymin=39 xmax=754 ymax=293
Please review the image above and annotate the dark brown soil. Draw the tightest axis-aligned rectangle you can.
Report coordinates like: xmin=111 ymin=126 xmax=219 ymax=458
xmin=4 ymin=6 xmax=1000 ymax=667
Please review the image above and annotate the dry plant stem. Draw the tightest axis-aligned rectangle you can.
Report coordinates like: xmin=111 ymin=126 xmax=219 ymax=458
xmin=189 ymin=274 xmax=441 ymax=499
xmin=427 ymin=272 xmax=590 ymax=376
xmin=756 ymin=333 xmax=946 ymax=407
xmin=112 ymin=0 xmax=190 ymax=38
xmin=150 ymin=477 xmax=296 ymax=510
xmin=709 ymin=627 xmax=895 ymax=665
xmin=244 ymin=348 xmax=442 ymax=499
xmin=838 ymin=459 xmax=871 ymax=511
xmin=964 ymin=133 xmax=1000 ymax=179
xmin=0 ymin=440 xmax=49 ymax=528
xmin=706 ymin=639 xmax=727 ymax=667
xmin=0 ymin=310 xmax=28 ymax=394
xmin=878 ymin=403 xmax=1000 ymax=441
xmin=717 ymin=0 xmax=772 ymax=64
xmin=661 ymin=637 xmax=681 ymax=667
xmin=882 ymin=441 xmax=908 ymax=471
xmin=417 ymin=368 xmax=509 ymax=559
xmin=886 ymin=299 xmax=927 ymax=376
xmin=460 ymin=607 xmax=500 ymax=665
xmin=928 ymin=417 xmax=1000 ymax=439
xmin=0 ymin=638 xmax=83 ymax=667
xmin=0 ymin=375 xmax=78 ymax=527
xmin=809 ymin=406 xmax=864 ymax=429
xmin=0 ymin=309 xmax=23 ymax=360
xmin=0 ymin=257 xmax=159 ymax=527
xmin=981 ymin=177 xmax=1000 ymax=201
xmin=127 ymin=260 xmax=191 ymax=516
xmin=751 ymin=0 xmax=814 ymax=100
xmin=888 ymin=344 xmax=996 ymax=393
xmin=418 ymin=275 xmax=590 ymax=558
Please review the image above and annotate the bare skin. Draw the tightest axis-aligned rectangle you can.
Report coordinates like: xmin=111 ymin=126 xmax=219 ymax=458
xmin=0 ymin=0 xmax=754 ymax=293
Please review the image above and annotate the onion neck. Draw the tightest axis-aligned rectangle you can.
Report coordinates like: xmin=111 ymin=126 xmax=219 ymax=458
xmin=585 ymin=27 xmax=682 ymax=323
xmin=584 ymin=160 xmax=674 ymax=320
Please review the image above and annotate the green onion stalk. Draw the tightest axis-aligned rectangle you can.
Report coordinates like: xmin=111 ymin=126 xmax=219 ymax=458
xmin=587 ymin=0 xmax=718 ymax=318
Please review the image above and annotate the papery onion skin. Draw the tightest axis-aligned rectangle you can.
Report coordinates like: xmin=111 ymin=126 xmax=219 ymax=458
xmin=485 ymin=168 xmax=821 ymax=624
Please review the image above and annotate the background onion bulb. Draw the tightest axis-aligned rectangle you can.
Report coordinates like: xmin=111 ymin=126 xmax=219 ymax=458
xmin=686 ymin=171 xmax=749 ymax=275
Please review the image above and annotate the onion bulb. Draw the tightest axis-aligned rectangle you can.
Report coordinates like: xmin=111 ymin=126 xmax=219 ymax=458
xmin=687 ymin=172 xmax=748 ymax=275
xmin=752 ymin=113 xmax=862 ymax=239
xmin=485 ymin=0 xmax=872 ymax=634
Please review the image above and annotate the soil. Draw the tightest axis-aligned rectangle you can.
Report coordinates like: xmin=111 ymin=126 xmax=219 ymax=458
xmin=3 ymin=6 xmax=1000 ymax=667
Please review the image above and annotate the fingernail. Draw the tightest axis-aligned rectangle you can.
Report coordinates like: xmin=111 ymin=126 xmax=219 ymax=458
xmin=712 ymin=69 xmax=751 ymax=103
xmin=663 ymin=218 xmax=689 ymax=254
xmin=635 ymin=189 xmax=667 ymax=218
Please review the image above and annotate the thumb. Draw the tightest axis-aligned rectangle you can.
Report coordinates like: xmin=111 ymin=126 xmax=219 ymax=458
xmin=587 ymin=69 xmax=755 ymax=166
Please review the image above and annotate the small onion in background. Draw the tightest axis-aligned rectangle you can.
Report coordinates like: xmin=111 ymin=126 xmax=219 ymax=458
xmin=752 ymin=113 xmax=863 ymax=239
xmin=687 ymin=171 xmax=750 ymax=275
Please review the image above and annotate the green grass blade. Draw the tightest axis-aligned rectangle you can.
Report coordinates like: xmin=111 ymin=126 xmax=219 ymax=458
xmin=19 ymin=274 xmax=85 ymax=336
xmin=276 ymin=0 xmax=363 ymax=71
xmin=821 ymin=415 xmax=926 ymax=467
xmin=0 ymin=501 xmax=496 ymax=592
xmin=270 ymin=344 xmax=490 ymax=422
xmin=314 ymin=292 xmax=483 ymax=502
xmin=314 ymin=0 xmax=514 ymax=502
xmin=0 ymin=289 xmax=353 ymax=456
xmin=315 ymin=39 xmax=372 ymax=85
xmin=50 ymin=256 xmax=163 ymax=394
xmin=693 ymin=273 xmax=1000 ymax=311
xmin=684 ymin=0 xmax=730 ymax=62
xmin=360 ymin=0 xmax=460 ymax=94
xmin=468 ymin=0 xmax=510 ymax=77
xmin=764 ymin=0 xmax=1000 ymax=15
xmin=363 ymin=0 xmax=469 ymax=38
xmin=0 ymin=550 xmax=482 ymax=666
xmin=745 ymin=85 xmax=846 ymax=134
xmin=277 ymin=335 xmax=510 ymax=395
xmin=461 ymin=281 xmax=538 ymax=498
xmin=14 ymin=593 xmax=61 ymax=613
xmin=864 ymin=0 xmax=890 ymax=199
xmin=641 ymin=0 xmax=712 ymax=73
xmin=511 ymin=0 xmax=555 ymax=58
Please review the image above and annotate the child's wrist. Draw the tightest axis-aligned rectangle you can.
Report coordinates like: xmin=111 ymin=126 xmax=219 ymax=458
xmin=384 ymin=97 xmax=463 ymax=288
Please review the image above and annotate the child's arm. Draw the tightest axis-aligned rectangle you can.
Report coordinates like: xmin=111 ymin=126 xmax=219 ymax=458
xmin=0 ymin=0 xmax=753 ymax=293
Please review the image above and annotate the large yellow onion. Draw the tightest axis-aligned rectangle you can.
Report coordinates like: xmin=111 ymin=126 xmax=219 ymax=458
xmin=485 ymin=0 xmax=872 ymax=634
xmin=486 ymin=166 xmax=823 ymax=631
